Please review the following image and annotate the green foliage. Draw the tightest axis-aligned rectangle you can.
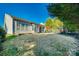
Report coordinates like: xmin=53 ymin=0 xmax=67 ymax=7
xmin=47 ymin=3 xmax=79 ymax=31
xmin=0 ymin=26 xmax=6 ymax=42
xmin=6 ymin=35 xmax=17 ymax=40
xmin=45 ymin=17 xmax=53 ymax=28
xmin=45 ymin=17 xmax=63 ymax=32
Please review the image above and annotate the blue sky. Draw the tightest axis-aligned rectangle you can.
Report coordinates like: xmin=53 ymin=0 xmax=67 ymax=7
xmin=0 ymin=3 xmax=50 ymax=26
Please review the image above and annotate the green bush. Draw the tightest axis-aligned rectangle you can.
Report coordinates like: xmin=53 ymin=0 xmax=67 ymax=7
xmin=0 ymin=26 xmax=6 ymax=42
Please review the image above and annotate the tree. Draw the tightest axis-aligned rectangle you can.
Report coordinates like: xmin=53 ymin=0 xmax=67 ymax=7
xmin=45 ymin=17 xmax=63 ymax=32
xmin=52 ymin=17 xmax=63 ymax=29
xmin=45 ymin=18 xmax=53 ymax=32
xmin=47 ymin=3 xmax=79 ymax=32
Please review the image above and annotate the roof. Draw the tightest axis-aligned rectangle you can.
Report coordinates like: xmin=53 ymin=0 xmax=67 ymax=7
xmin=11 ymin=16 xmax=38 ymax=25
xmin=6 ymin=13 xmax=44 ymax=26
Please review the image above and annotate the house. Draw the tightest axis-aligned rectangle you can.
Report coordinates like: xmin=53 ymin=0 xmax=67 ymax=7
xmin=4 ymin=13 xmax=45 ymax=35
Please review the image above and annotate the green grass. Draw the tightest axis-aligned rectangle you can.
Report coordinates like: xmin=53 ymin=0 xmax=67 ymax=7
xmin=6 ymin=35 xmax=17 ymax=40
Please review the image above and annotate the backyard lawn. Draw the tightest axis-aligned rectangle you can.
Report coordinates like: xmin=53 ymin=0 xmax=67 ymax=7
xmin=0 ymin=33 xmax=78 ymax=56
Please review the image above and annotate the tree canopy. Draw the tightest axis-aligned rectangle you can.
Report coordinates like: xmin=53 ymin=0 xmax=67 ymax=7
xmin=47 ymin=3 xmax=79 ymax=31
xmin=45 ymin=17 xmax=63 ymax=32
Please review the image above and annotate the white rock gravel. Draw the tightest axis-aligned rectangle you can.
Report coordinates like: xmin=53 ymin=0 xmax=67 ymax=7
xmin=1 ymin=33 xmax=77 ymax=56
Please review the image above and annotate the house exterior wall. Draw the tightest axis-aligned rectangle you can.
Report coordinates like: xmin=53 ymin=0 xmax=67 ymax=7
xmin=4 ymin=13 xmax=13 ymax=34
xmin=4 ymin=13 xmax=45 ymax=35
xmin=14 ymin=21 xmax=35 ymax=34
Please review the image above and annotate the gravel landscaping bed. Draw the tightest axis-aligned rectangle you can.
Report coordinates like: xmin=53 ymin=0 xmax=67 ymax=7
xmin=60 ymin=32 xmax=79 ymax=56
xmin=0 ymin=33 xmax=77 ymax=56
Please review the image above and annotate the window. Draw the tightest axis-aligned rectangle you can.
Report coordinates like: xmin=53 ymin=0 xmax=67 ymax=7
xmin=32 ymin=24 xmax=35 ymax=31
xmin=25 ymin=23 xmax=28 ymax=30
xmin=17 ymin=21 xmax=20 ymax=30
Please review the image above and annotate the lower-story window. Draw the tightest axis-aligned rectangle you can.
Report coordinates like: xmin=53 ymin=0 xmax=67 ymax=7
xmin=17 ymin=21 xmax=20 ymax=30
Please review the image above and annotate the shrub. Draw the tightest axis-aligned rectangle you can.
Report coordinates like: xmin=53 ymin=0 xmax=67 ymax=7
xmin=0 ymin=26 xmax=6 ymax=42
